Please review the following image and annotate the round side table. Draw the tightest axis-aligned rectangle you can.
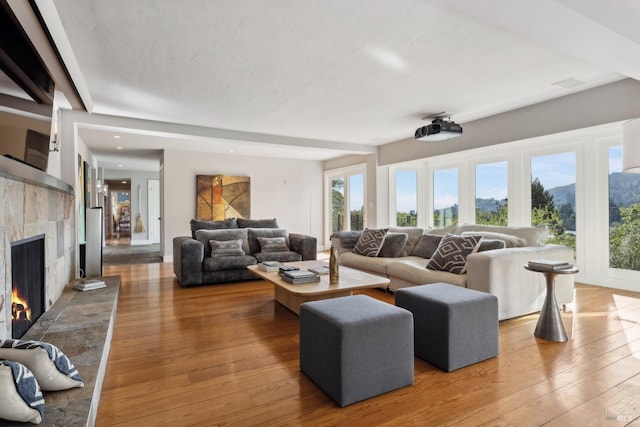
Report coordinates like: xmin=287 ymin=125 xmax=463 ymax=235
xmin=524 ymin=265 xmax=579 ymax=342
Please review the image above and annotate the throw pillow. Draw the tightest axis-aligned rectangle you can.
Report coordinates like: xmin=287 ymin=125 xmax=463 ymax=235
xmin=257 ymin=236 xmax=289 ymax=252
xmin=0 ymin=340 xmax=84 ymax=391
xmin=388 ymin=227 xmax=425 ymax=256
xmin=195 ymin=228 xmax=250 ymax=257
xmin=377 ymin=233 xmax=408 ymax=258
xmin=352 ymin=228 xmax=388 ymax=257
xmin=237 ymin=218 xmax=279 ymax=228
xmin=209 ymin=239 xmax=245 ymax=257
xmin=0 ymin=359 xmax=44 ymax=424
xmin=477 ymin=238 xmax=506 ymax=252
xmin=329 ymin=231 xmax=363 ymax=249
xmin=460 ymin=231 xmax=526 ymax=248
xmin=426 ymin=234 xmax=482 ymax=274
xmin=411 ymin=234 xmax=443 ymax=259
xmin=247 ymin=228 xmax=289 ymax=254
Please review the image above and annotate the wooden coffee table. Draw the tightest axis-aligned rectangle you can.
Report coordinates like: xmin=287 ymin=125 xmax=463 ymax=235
xmin=247 ymin=260 xmax=390 ymax=315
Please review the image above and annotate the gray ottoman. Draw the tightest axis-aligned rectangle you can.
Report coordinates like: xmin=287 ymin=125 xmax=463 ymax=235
xmin=395 ymin=283 xmax=498 ymax=372
xmin=299 ymin=295 xmax=414 ymax=407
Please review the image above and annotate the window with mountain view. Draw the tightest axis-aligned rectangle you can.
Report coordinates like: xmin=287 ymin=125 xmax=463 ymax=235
xmin=608 ymin=145 xmax=640 ymax=271
xmin=530 ymin=152 xmax=576 ymax=249
xmin=433 ymin=168 xmax=458 ymax=227
xmin=476 ymin=161 xmax=508 ymax=225
xmin=396 ymin=170 xmax=417 ymax=226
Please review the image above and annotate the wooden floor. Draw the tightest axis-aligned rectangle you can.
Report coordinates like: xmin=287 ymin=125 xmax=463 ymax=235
xmin=95 ymin=262 xmax=640 ymax=426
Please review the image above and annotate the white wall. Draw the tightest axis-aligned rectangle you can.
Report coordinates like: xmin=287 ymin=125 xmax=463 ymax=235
xmin=163 ymin=150 xmax=323 ymax=259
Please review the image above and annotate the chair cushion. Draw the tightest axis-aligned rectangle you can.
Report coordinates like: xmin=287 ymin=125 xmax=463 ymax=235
xmin=196 ymin=228 xmax=250 ymax=257
xmin=203 ymin=255 xmax=257 ymax=272
xmin=253 ymin=251 xmax=302 ymax=263
xmin=247 ymin=228 xmax=289 ymax=254
xmin=237 ymin=218 xmax=279 ymax=228
xmin=258 ymin=236 xmax=289 ymax=252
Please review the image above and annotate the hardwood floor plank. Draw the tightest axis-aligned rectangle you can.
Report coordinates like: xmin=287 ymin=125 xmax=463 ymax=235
xmin=95 ymin=263 xmax=640 ymax=426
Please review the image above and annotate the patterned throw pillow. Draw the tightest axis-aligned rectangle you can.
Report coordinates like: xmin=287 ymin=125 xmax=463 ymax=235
xmin=0 ymin=359 xmax=44 ymax=424
xmin=0 ymin=340 xmax=84 ymax=391
xmin=209 ymin=239 xmax=245 ymax=257
xmin=426 ymin=234 xmax=482 ymax=274
xmin=352 ymin=228 xmax=388 ymax=257
xmin=257 ymin=237 xmax=289 ymax=252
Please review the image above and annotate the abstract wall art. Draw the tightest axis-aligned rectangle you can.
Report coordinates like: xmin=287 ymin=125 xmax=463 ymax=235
xmin=196 ymin=175 xmax=251 ymax=221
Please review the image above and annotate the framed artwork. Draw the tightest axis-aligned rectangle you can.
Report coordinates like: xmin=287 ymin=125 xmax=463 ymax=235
xmin=196 ymin=175 xmax=251 ymax=221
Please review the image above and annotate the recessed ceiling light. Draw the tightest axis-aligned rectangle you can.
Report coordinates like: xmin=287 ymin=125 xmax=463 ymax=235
xmin=118 ymin=164 xmax=123 ymax=168
xmin=116 ymin=146 xmax=123 ymax=150
xmin=229 ymin=149 xmax=235 ymax=153
xmin=121 ymin=181 xmax=127 ymax=184
xmin=113 ymin=135 xmax=121 ymax=139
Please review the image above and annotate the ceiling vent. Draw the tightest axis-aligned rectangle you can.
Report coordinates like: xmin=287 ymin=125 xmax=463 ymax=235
xmin=414 ymin=114 xmax=463 ymax=141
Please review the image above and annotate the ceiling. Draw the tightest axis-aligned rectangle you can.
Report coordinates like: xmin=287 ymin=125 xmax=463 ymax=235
xmin=37 ymin=0 xmax=640 ymax=170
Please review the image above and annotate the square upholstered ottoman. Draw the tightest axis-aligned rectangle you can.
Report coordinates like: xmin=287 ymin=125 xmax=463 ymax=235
xmin=395 ymin=283 xmax=498 ymax=372
xmin=299 ymin=295 xmax=414 ymax=407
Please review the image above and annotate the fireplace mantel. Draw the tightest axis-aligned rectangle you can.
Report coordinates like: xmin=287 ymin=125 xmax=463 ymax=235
xmin=0 ymin=155 xmax=72 ymax=194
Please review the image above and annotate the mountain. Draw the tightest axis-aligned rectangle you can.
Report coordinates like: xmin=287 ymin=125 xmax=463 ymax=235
xmin=475 ymin=172 xmax=640 ymax=213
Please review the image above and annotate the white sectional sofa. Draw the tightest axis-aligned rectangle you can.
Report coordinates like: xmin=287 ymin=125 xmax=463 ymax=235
xmin=331 ymin=224 xmax=575 ymax=321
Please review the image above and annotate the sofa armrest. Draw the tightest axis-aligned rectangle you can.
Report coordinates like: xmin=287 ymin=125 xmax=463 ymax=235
xmin=289 ymin=233 xmax=317 ymax=260
xmin=466 ymin=245 xmax=575 ymax=320
xmin=173 ymin=236 xmax=205 ymax=286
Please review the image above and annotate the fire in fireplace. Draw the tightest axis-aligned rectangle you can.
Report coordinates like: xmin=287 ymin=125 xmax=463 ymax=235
xmin=11 ymin=234 xmax=45 ymax=339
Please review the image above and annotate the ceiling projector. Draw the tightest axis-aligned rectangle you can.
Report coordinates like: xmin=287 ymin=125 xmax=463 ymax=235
xmin=414 ymin=117 xmax=463 ymax=141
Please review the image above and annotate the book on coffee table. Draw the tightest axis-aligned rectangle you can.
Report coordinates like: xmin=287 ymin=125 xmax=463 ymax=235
xmin=281 ymin=270 xmax=317 ymax=280
xmin=281 ymin=275 xmax=321 ymax=285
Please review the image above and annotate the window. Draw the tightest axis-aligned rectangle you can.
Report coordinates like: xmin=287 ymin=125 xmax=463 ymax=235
xmin=475 ymin=161 xmax=508 ymax=225
xmin=608 ymin=145 xmax=640 ymax=271
xmin=433 ymin=168 xmax=458 ymax=227
xmin=349 ymin=174 xmax=364 ymax=231
xmin=396 ymin=170 xmax=417 ymax=226
xmin=330 ymin=177 xmax=345 ymax=234
xmin=530 ymin=152 xmax=576 ymax=249
xmin=326 ymin=166 xmax=366 ymax=236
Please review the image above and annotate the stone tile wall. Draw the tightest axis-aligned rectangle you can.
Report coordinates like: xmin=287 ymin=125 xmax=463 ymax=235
xmin=0 ymin=175 xmax=76 ymax=339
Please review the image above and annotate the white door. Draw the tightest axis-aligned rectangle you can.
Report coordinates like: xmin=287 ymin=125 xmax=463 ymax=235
xmin=148 ymin=179 xmax=160 ymax=244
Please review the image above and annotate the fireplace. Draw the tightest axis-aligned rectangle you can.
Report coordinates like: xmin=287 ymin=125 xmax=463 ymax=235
xmin=11 ymin=234 xmax=45 ymax=339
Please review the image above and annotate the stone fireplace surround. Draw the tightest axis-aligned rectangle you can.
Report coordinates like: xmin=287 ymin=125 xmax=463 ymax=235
xmin=0 ymin=156 xmax=76 ymax=340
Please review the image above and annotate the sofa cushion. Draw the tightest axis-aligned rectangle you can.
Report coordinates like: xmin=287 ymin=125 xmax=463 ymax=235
xmin=196 ymin=228 xmax=250 ymax=257
xmin=387 ymin=258 xmax=467 ymax=287
xmin=339 ymin=252 xmax=394 ymax=275
xmin=190 ymin=217 xmax=237 ymax=238
xmin=457 ymin=224 xmax=548 ymax=246
xmin=477 ymin=238 xmax=506 ymax=252
xmin=237 ymin=218 xmax=279 ymax=228
xmin=209 ymin=239 xmax=245 ymax=257
xmin=388 ymin=227 xmax=425 ymax=256
xmin=411 ymin=234 xmax=443 ymax=258
xmin=253 ymin=251 xmax=302 ymax=263
xmin=427 ymin=234 xmax=481 ymax=274
xmin=428 ymin=223 xmax=460 ymax=236
xmin=204 ymin=254 xmax=257 ymax=272
xmin=258 ymin=236 xmax=289 ymax=252
xmin=378 ymin=233 xmax=408 ymax=258
xmin=353 ymin=228 xmax=388 ymax=257
xmin=461 ymin=231 xmax=526 ymax=248
xmin=247 ymin=228 xmax=289 ymax=254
